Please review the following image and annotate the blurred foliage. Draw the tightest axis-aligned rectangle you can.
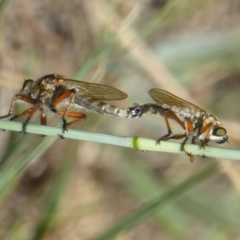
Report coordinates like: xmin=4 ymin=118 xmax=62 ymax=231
xmin=0 ymin=0 xmax=240 ymax=239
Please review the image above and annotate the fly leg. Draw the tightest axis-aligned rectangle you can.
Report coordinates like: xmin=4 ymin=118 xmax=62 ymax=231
xmin=199 ymin=123 xmax=212 ymax=149
xmin=157 ymin=109 xmax=195 ymax=162
xmin=52 ymin=110 xmax=86 ymax=138
xmin=50 ymin=89 xmax=86 ymax=133
xmin=180 ymin=135 xmax=195 ymax=162
xmin=0 ymin=95 xmax=36 ymax=119
xmin=168 ymin=133 xmax=195 ymax=162
xmin=200 ymin=139 xmax=209 ymax=149
xmin=157 ymin=109 xmax=187 ymax=143
xmin=157 ymin=109 xmax=185 ymax=143
xmin=181 ymin=119 xmax=195 ymax=162
xmin=10 ymin=104 xmax=38 ymax=133
xmin=57 ymin=110 xmax=86 ymax=130
xmin=0 ymin=95 xmax=39 ymax=133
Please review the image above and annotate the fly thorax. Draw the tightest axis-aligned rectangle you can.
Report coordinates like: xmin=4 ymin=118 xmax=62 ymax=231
xmin=169 ymin=106 xmax=202 ymax=121
xmin=202 ymin=113 xmax=221 ymax=126
xmin=41 ymin=79 xmax=57 ymax=92
xmin=29 ymin=91 xmax=38 ymax=100
xmin=27 ymin=85 xmax=40 ymax=100
xmin=40 ymin=90 xmax=54 ymax=105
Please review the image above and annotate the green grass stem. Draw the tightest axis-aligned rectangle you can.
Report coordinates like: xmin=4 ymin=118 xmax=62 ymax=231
xmin=0 ymin=120 xmax=239 ymax=161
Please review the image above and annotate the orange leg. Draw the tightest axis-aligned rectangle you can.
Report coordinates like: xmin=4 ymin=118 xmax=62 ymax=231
xmin=55 ymin=110 xmax=86 ymax=138
xmin=0 ymin=94 xmax=49 ymax=133
xmin=157 ymin=109 xmax=186 ymax=143
xmin=51 ymin=89 xmax=76 ymax=106
xmin=41 ymin=112 xmax=47 ymax=126
xmin=180 ymin=135 xmax=195 ymax=162
xmin=10 ymin=104 xmax=39 ymax=133
xmin=182 ymin=118 xmax=195 ymax=161
xmin=168 ymin=133 xmax=194 ymax=160
xmin=199 ymin=123 xmax=212 ymax=148
xmin=157 ymin=109 xmax=195 ymax=162
xmin=55 ymin=110 xmax=86 ymax=130
xmin=50 ymin=89 xmax=87 ymax=132
xmin=157 ymin=109 xmax=193 ymax=142
xmin=0 ymin=95 xmax=36 ymax=119
xmin=0 ymin=95 xmax=45 ymax=133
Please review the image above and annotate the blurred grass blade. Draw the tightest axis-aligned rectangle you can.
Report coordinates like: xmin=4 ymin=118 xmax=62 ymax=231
xmin=31 ymin=141 xmax=78 ymax=240
xmin=0 ymin=136 xmax=55 ymax=202
xmin=121 ymin=153 xmax=188 ymax=239
xmin=0 ymin=0 xmax=10 ymax=15
xmin=0 ymin=134 xmax=33 ymax=167
xmin=74 ymin=0 xmax=177 ymax=81
xmin=94 ymin=162 xmax=218 ymax=240
xmin=140 ymin=0 xmax=178 ymax=39
xmin=74 ymin=36 xmax=118 ymax=80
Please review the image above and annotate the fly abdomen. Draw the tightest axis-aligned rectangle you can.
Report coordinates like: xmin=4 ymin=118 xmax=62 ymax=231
xmin=147 ymin=104 xmax=166 ymax=117
xmin=88 ymin=100 xmax=129 ymax=118
xmin=127 ymin=103 xmax=166 ymax=118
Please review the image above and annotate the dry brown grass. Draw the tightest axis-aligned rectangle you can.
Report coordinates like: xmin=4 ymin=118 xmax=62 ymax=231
xmin=0 ymin=1 xmax=240 ymax=239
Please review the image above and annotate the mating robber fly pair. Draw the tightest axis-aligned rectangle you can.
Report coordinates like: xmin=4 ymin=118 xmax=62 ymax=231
xmin=0 ymin=74 xmax=228 ymax=161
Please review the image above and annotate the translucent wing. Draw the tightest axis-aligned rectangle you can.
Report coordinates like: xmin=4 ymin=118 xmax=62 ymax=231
xmin=148 ymin=88 xmax=205 ymax=113
xmin=63 ymin=78 xmax=127 ymax=101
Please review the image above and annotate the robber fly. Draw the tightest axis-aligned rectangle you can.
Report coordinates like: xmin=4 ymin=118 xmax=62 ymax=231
xmin=128 ymin=88 xmax=228 ymax=162
xmin=0 ymin=74 xmax=134 ymax=133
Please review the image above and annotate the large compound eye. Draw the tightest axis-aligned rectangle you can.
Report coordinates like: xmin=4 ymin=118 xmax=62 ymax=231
xmin=213 ymin=127 xmax=227 ymax=137
xmin=21 ymin=79 xmax=34 ymax=91
xmin=212 ymin=127 xmax=228 ymax=144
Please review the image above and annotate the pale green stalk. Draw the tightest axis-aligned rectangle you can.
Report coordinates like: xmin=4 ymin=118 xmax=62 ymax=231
xmin=0 ymin=120 xmax=239 ymax=161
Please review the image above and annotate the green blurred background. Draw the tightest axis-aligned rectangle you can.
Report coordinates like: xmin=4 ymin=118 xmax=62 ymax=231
xmin=0 ymin=0 xmax=240 ymax=239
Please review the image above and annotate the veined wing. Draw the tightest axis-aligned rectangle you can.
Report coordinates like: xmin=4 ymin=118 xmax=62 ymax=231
xmin=62 ymin=78 xmax=128 ymax=101
xmin=148 ymin=88 xmax=205 ymax=113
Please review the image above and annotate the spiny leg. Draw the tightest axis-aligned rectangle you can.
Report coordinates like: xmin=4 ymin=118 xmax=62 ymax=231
xmin=37 ymin=102 xmax=47 ymax=137
xmin=60 ymin=111 xmax=86 ymax=131
xmin=199 ymin=123 xmax=212 ymax=149
xmin=0 ymin=97 xmax=17 ymax=119
xmin=181 ymin=119 xmax=195 ymax=161
xmin=157 ymin=109 xmax=185 ymax=144
xmin=164 ymin=133 xmax=195 ymax=162
xmin=200 ymin=139 xmax=209 ymax=149
xmin=50 ymin=108 xmax=86 ymax=135
xmin=50 ymin=89 xmax=78 ymax=132
xmin=0 ymin=95 xmax=36 ymax=119
xmin=58 ymin=111 xmax=86 ymax=138
xmin=6 ymin=97 xmax=46 ymax=134
xmin=180 ymin=136 xmax=195 ymax=162
xmin=191 ymin=136 xmax=196 ymax=145
xmin=40 ymin=112 xmax=47 ymax=126
xmin=10 ymin=104 xmax=38 ymax=133
xmin=157 ymin=110 xmax=195 ymax=162
xmin=0 ymin=95 xmax=39 ymax=133
xmin=158 ymin=132 xmax=195 ymax=162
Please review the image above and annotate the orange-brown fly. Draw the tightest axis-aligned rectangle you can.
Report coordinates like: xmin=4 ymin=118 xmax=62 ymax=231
xmin=0 ymin=74 xmax=132 ymax=133
xmin=128 ymin=88 xmax=228 ymax=161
